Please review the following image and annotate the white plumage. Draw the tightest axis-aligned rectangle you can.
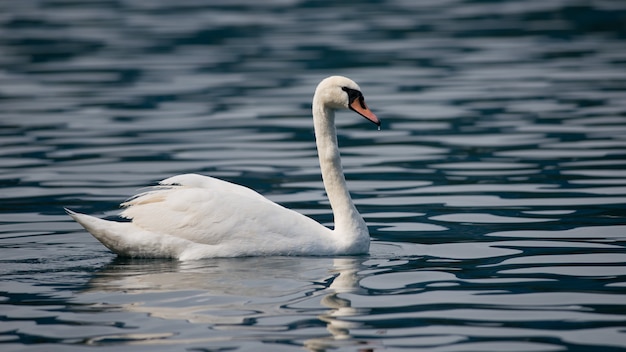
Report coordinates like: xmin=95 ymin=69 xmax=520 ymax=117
xmin=67 ymin=76 xmax=380 ymax=260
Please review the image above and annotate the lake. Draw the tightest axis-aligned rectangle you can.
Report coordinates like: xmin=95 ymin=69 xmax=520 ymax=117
xmin=1 ymin=0 xmax=626 ymax=351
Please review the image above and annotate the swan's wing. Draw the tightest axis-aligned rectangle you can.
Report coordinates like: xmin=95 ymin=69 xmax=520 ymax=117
xmin=119 ymin=173 xmax=329 ymax=250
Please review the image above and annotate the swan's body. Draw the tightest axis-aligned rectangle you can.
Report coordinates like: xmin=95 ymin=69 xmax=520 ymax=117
xmin=67 ymin=76 xmax=380 ymax=260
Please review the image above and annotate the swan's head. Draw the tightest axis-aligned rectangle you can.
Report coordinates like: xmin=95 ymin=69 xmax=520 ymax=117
xmin=314 ymin=76 xmax=380 ymax=127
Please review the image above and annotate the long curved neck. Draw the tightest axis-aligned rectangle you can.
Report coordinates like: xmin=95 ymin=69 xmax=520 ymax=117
xmin=312 ymin=100 xmax=367 ymax=238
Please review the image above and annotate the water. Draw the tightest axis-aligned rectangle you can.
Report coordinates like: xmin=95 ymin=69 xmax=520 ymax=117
xmin=1 ymin=0 xmax=626 ymax=350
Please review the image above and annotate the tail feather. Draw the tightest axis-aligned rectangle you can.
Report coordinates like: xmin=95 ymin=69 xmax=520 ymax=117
xmin=65 ymin=208 xmax=190 ymax=258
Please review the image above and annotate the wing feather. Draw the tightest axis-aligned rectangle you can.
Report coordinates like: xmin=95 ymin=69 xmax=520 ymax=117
xmin=119 ymin=174 xmax=328 ymax=248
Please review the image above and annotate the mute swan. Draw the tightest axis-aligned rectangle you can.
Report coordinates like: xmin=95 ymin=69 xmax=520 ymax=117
xmin=66 ymin=76 xmax=380 ymax=260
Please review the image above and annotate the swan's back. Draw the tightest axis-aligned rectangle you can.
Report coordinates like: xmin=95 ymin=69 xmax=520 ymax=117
xmin=120 ymin=174 xmax=279 ymax=244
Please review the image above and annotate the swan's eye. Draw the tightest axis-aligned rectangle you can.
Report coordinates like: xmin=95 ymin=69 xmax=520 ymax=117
xmin=341 ymin=86 xmax=362 ymax=104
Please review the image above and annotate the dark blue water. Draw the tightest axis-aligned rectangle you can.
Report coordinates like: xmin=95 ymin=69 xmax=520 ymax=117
xmin=2 ymin=0 xmax=626 ymax=351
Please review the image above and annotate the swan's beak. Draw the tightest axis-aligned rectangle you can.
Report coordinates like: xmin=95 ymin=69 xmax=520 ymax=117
xmin=349 ymin=97 xmax=380 ymax=127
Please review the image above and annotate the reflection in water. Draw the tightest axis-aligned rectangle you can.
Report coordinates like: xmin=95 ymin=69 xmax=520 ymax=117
xmin=85 ymin=257 xmax=371 ymax=350
xmin=305 ymin=259 xmax=370 ymax=351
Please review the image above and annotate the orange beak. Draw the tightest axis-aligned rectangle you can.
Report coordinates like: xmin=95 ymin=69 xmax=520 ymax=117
xmin=349 ymin=96 xmax=380 ymax=127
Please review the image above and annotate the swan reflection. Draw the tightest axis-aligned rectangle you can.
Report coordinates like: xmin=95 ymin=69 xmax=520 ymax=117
xmin=85 ymin=257 xmax=372 ymax=350
xmin=304 ymin=258 xmax=374 ymax=352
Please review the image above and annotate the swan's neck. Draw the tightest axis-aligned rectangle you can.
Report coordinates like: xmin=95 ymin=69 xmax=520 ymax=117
xmin=312 ymin=103 xmax=368 ymax=240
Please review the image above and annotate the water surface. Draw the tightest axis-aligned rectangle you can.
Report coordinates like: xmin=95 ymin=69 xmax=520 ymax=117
xmin=1 ymin=0 xmax=626 ymax=351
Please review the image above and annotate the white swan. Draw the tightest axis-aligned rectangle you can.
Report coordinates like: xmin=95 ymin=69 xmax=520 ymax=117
xmin=66 ymin=76 xmax=380 ymax=260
